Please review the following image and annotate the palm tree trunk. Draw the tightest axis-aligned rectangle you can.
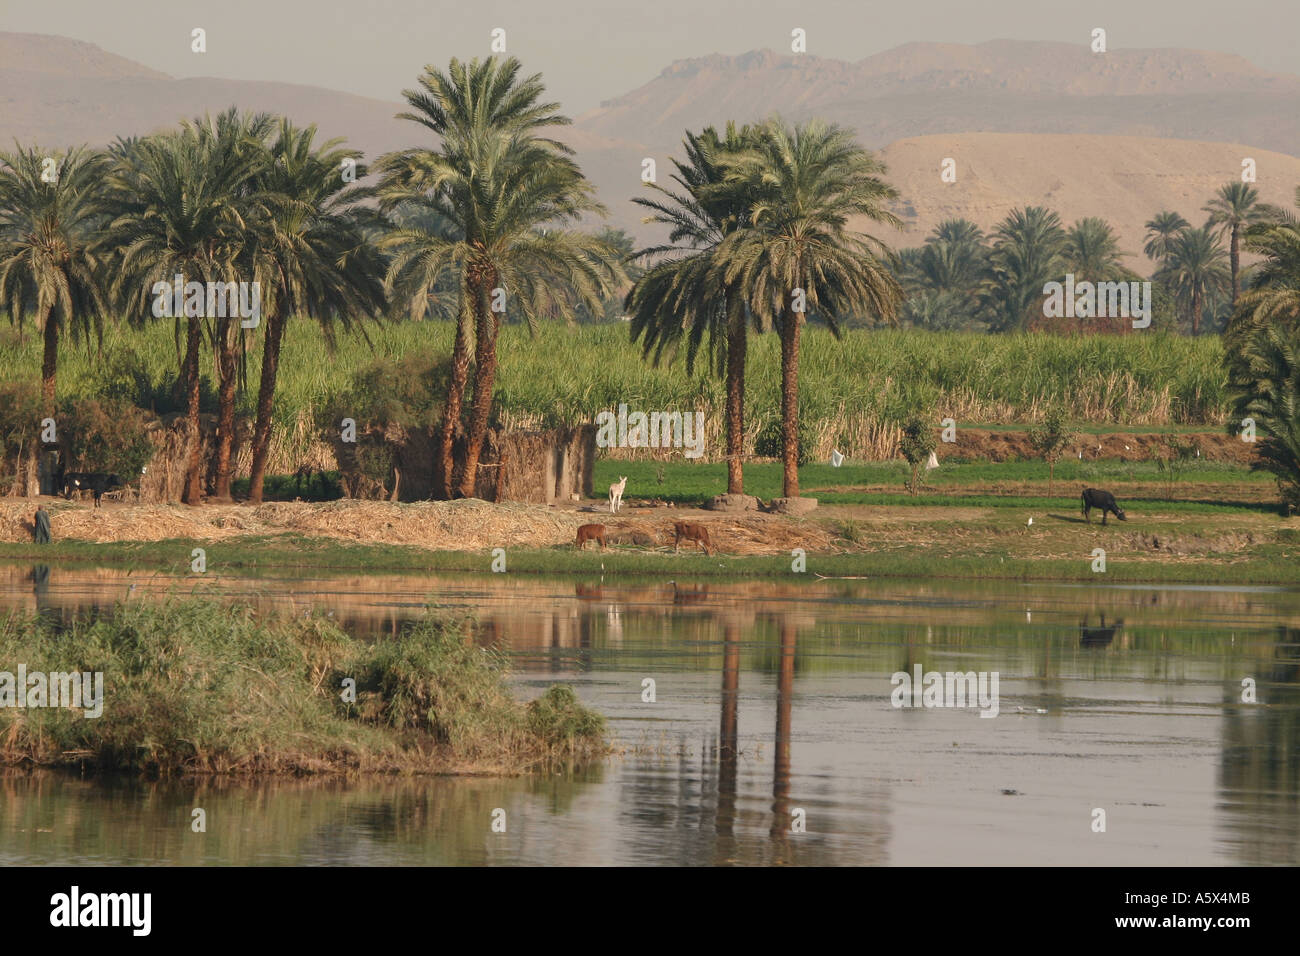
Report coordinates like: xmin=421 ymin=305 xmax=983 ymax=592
xmin=436 ymin=302 xmax=473 ymax=499
xmin=40 ymin=314 xmax=58 ymax=412
xmin=779 ymin=301 xmax=801 ymax=499
xmin=213 ymin=317 xmax=237 ymax=501
xmin=725 ymin=294 xmax=746 ymax=495
xmin=458 ymin=275 xmax=500 ymax=499
xmin=181 ymin=317 xmax=204 ymax=506
xmin=1230 ymin=225 xmax=1240 ymax=305
xmin=1192 ymin=287 xmax=1203 ymax=336
xmin=247 ymin=312 xmax=286 ymax=504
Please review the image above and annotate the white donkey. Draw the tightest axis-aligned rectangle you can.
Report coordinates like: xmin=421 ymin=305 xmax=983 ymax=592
xmin=608 ymin=475 xmax=628 ymax=514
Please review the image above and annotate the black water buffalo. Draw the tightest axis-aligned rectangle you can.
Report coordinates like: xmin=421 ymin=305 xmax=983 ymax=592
xmin=1081 ymin=487 xmax=1126 ymax=525
xmin=63 ymin=472 xmax=124 ymax=508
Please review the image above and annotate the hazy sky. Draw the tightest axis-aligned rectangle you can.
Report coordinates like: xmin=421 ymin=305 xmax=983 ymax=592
xmin=4 ymin=0 xmax=1297 ymax=114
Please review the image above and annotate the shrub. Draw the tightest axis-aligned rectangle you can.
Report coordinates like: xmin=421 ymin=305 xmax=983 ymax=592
xmin=755 ymin=415 xmax=815 ymax=466
xmin=56 ymin=397 xmax=154 ymax=478
xmin=898 ymin=416 xmax=938 ymax=494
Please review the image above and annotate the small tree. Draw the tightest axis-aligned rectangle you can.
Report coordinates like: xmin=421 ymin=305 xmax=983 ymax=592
xmin=899 ymin=416 xmax=938 ymax=495
xmin=1028 ymin=408 xmax=1075 ymax=496
xmin=1152 ymin=435 xmax=1200 ymax=500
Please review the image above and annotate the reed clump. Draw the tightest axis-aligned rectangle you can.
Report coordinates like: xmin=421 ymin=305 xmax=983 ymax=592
xmin=0 ymin=598 xmax=605 ymax=776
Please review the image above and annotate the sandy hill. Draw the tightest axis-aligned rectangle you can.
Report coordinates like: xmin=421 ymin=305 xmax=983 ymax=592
xmin=876 ymin=134 xmax=1300 ymax=257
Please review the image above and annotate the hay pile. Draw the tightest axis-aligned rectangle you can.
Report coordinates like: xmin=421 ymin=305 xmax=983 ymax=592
xmin=247 ymin=499 xmax=579 ymax=548
xmin=0 ymin=499 xmax=584 ymax=549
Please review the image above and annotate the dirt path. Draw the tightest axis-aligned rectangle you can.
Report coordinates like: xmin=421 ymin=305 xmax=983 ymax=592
xmin=1 ymin=495 xmax=1291 ymax=563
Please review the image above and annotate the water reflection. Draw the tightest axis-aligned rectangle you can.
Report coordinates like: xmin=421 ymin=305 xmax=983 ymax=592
xmin=1 ymin=562 xmax=1298 ymax=865
xmin=1079 ymin=613 xmax=1123 ymax=648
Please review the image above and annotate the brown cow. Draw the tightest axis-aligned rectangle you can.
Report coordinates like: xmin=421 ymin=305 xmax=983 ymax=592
xmin=672 ymin=520 xmax=713 ymax=555
xmin=575 ymin=523 xmax=607 ymax=550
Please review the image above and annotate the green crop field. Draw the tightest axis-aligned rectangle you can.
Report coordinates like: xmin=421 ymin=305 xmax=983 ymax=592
xmin=0 ymin=319 xmax=1230 ymax=470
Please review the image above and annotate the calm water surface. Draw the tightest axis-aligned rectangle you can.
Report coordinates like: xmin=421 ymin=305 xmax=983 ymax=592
xmin=0 ymin=563 xmax=1296 ymax=865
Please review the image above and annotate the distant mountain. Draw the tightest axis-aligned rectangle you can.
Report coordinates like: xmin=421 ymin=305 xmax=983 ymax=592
xmin=3 ymin=32 xmax=1298 ymax=257
xmin=0 ymin=32 xmax=411 ymax=158
xmin=577 ymin=41 xmax=1300 ymax=151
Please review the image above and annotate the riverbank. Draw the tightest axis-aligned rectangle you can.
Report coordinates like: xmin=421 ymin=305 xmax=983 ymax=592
xmin=0 ymin=599 xmax=605 ymax=776
xmin=2 ymin=493 xmax=1298 ymax=583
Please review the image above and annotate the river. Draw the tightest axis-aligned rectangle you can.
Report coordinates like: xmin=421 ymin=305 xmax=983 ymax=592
xmin=1 ymin=563 xmax=1296 ymax=865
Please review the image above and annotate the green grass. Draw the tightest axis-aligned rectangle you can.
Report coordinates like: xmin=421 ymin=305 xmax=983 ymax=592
xmin=5 ymin=526 xmax=1299 ymax=583
xmin=594 ymin=459 xmax=1273 ymax=509
xmin=0 ymin=598 xmax=605 ymax=775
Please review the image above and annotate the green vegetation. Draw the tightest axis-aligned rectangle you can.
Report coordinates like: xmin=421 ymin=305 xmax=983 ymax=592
xmin=1027 ymin=407 xmax=1076 ymax=495
xmin=1151 ymin=434 xmax=1201 ymax=500
xmin=0 ymin=598 xmax=604 ymax=775
xmin=0 ymin=320 xmax=1231 ymax=468
xmin=1224 ymin=186 xmax=1300 ymax=512
xmin=3 ymin=527 xmax=1297 ymax=583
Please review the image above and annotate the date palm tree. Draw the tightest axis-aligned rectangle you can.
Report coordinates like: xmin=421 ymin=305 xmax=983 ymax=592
xmin=1204 ymin=182 xmax=1267 ymax=306
xmin=984 ymin=206 xmax=1066 ymax=332
xmin=626 ymin=123 xmax=764 ymax=495
xmin=896 ymin=220 xmax=991 ymax=330
xmin=1155 ymin=225 xmax=1231 ymax=335
xmin=379 ymin=57 xmax=623 ymax=498
xmin=102 ymin=109 xmax=271 ymax=505
xmin=1143 ymin=210 xmax=1190 ymax=263
xmin=1063 ymin=218 xmax=1127 ymax=280
xmin=0 ymin=145 xmax=111 ymax=412
xmin=244 ymin=120 xmax=387 ymax=503
xmin=717 ymin=118 xmax=902 ymax=499
xmin=1225 ymin=187 xmax=1300 ymax=351
xmin=1228 ymin=321 xmax=1300 ymax=511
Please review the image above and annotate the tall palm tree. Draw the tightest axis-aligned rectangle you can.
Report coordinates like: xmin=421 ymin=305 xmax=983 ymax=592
xmin=627 ymin=123 xmax=764 ymax=495
xmin=984 ymin=206 xmax=1066 ymax=332
xmin=102 ymin=109 xmax=271 ymax=505
xmin=1225 ymin=187 xmax=1300 ymax=352
xmin=379 ymin=58 xmax=623 ymax=498
xmin=193 ymin=111 xmax=278 ymax=501
xmin=244 ymin=120 xmax=387 ymax=504
xmin=0 ymin=145 xmax=110 ymax=412
xmin=717 ymin=118 xmax=902 ymax=499
xmin=1060 ymin=217 xmax=1133 ymax=332
xmin=1143 ymin=210 xmax=1190 ymax=262
xmin=1204 ymin=182 xmax=1267 ymax=306
xmin=1155 ymin=225 xmax=1231 ymax=335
